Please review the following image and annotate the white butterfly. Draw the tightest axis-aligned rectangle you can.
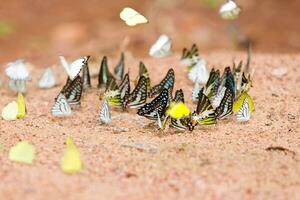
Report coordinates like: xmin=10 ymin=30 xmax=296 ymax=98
xmin=6 ymin=59 xmax=31 ymax=80
xmin=120 ymin=7 xmax=148 ymax=26
xmin=149 ymin=34 xmax=172 ymax=58
xmin=59 ymin=56 xmax=85 ymax=80
xmin=99 ymin=97 xmax=111 ymax=124
xmin=38 ymin=67 xmax=56 ymax=89
xmin=236 ymin=98 xmax=251 ymax=122
xmin=51 ymin=93 xmax=72 ymax=117
xmin=188 ymin=59 xmax=209 ymax=84
xmin=219 ymin=0 xmax=241 ymax=20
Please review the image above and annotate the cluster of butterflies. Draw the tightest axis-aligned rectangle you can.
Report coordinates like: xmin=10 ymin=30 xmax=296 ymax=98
xmin=50 ymin=43 xmax=254 ymax=132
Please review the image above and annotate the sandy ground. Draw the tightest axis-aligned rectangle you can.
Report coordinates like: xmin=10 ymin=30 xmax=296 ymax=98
xmin=0 ymin=52 xmax=300 ymax=200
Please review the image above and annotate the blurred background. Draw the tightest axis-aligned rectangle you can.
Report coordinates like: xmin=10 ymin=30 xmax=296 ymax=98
xmin=0 ymin=0 xmax=299 ymax=65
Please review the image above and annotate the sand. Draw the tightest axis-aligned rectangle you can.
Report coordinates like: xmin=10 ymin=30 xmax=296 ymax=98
xmin=0 ymin=52 xmax=299 ymax=200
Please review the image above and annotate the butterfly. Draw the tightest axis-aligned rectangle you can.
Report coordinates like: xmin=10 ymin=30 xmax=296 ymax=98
xmin=98 ymin=56 xmax=114 ymax=89
xmin=211 ymin=86 xmax=226 ymax=109
xmin=240 ymin=72 xmax=252 ymax=93
xmin=38 ymin=67 xmax=56 ymax=89
xmin=181 ymin=43 xmax=200 ymax=69
xmin=120 ymin=7 xmax=148 ymax=26
xmin=215 ymin=87 xmax=233 ymax=119
xmin=149 ymin=34 xmax=172 ymax=58
xmin=81 ymin=56 xmax=91 ymax=89
xmin=148 ymin=68 xmax=175 ymax=98
xmin=99 ymin=97 xmax=112 ymax=124
xmin=101 ymin=78 xmax=122 ymax=106
xmin=188 ymin=59 xmax=209 ymax=84
xmin=114 ymin=52 xmax=125 ymax=80
xmin=135 ymin=62 xmax=151 ymax=92
xmin=9 ymin=141 xmax=35 ymax=164
xmin=59 ymin=56 xmax=86 ymax=80
xmin=51 ymin=93 xmax=72 ymax=117
xmin=236 ymin=98 xmax=251 ymax=122
xmin=170 ymin=89 xmax=193 ymax=131
xmin=6 ymin=59 xmax=30 ymax=93
xmin=119 ymin=73 xmax=131 ymax=101
xmin=60 ymin=75 xmax=83 ymax=107
xmin=191 ymin=88 xmax=216 ymax=127
xmin=219 ymin=0 xmax=241 ymax=20
xmin=1 ymin=101 xmax=18 ymax=121
xmin=16 ymin=92 xmax=26 ymax=119
xmin=123 ymin=76 xmax=147 ymax=109
xmin=60 ymin=137 xmax=82 ymax=173
xmin=137 ymin=88 xmax=170 ymax=120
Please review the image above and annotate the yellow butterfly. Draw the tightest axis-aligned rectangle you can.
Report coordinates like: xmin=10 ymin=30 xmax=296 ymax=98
xmin=17 ymin=92 xmax=26 ymax=119
xmin=166 ymin=102 xmax=190 ymax=119
xmin=1 ymin=101 xmax=18 ymax=121
xmin=9 ymin=141 xmax=35 ymax=164
xmin=120 ymin=7 xmax=148 ymax=26
xmin=61 ymin=137 xmax=83 ymax=173
xmin=233 ymin=92 xmax=254 ymax=113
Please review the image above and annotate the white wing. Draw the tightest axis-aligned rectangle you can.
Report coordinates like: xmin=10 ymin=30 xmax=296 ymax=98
xmin=192 ymin=81 xmax=200 ymax=103
xmin=188 ymin=59 xmax=209 ymax=84
xmin=149 ymin=34 xmax=172 ymax=58
xmin=120 ymin=7 xmax=148 ymax=26
xmin=100 ymin=98 xmax=111 ymax=124
xmin=38 ymin=67 xmax=56 ymax=89
xmin=237 ymin=98 xmax=251 ymax=122
xmin=59 ymin=56 xmax=84 ymax=80
xmin=211 ymin=86 xmax=226 ymax=109
xmin=51 ymin=93 xmax=72 ymax=117
xmin=6 ymin=59 xmax=31 ymax=80
xmin=219 ymin=0 xmax=241 ymax=20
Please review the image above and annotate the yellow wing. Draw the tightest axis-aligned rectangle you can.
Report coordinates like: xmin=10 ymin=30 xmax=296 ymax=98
xmin=233 ymin=92 xmax=254 ymax=113
xmin=17 ymin=92 xmax=26 ymax=119
xmin=1 ymin=101 xmax=18 ymax=120
xmin=61 ymin=137 xmax=83 ymax=173
xmin=167 ymin=102 xmax=190 ymax=119
xmin=9 ymin=141 xmax=35 ymax=164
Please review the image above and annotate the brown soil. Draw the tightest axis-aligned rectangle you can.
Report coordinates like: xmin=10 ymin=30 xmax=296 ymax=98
xmin=0 ymin=52 xmax=300 ymax=200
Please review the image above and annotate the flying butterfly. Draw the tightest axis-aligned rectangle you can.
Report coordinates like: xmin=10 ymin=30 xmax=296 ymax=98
xmin=181 ymin=43 xmax=199 ymax=60
xmin=120 ymin=7 xmax=148 ymax=27
xmin=98 ymin=56 xmax=115 ymax=89
xmin=215 ymin=87 xmax=233 ymax=120
xmin=114 ymin=52 xmax=125 ymax=80
xmin=137 ymin=88 xmax=170 ymax=120
xmin=81 ymin=56 xmax=91 ymax=89
xmin=122 ymin=76 xmax=147 ymax=109
xmin=99 ymin=97 xmax=112 ymax=124
xmin=51 ymin=93 xmax=72 ymax=117
xmin=134 ymin=62 xmax=151 ymax=92
xmin=148 ymin=68 xmax=175 ymax=98
xmin=191 ymin=88 xmax=216 ymax=127
xmin=60 ymin=75 xmax=83 ymax=107
xmin=118 ymin=73 xmax=130 ymax=100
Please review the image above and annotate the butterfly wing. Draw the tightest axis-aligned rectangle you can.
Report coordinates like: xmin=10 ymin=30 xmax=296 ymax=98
xmin=114 ymin=53 xmax=125 ymax=80
xmin=123 ymin=76 xmax=147 ymax=109
xmin=148 ymin=68 xmax=175 ymax=98
xmin=61 ymin=76 xmax=83 ymax=107
xmin=51 ymin=94 xmax=72 ymax=117
xmin=81 ymin=56 xmax=91 ymax=89
xmin=100 ymin=98 xmax=111 ymax=124
xmin=236 ymin=98 xmax=250 ymax=122
xmin=192 ymin=88 xmax=216 ymax=126
xmin=60 ymin=56 xmax=85 ymax=80
xmin=98 ymin=56 xmax=114 ymax=89
xmin=149 ymin=34 xmax=172 ymax=58
xmin=215 ymin=87 xmax=233 ymax=119
xmin=120 ymin=7 xmax=148 ymax=26
xmin=119 ymin=73 xmax=130 ymax=100
xmin=137 ymin=88 xmax=169 ymax=120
